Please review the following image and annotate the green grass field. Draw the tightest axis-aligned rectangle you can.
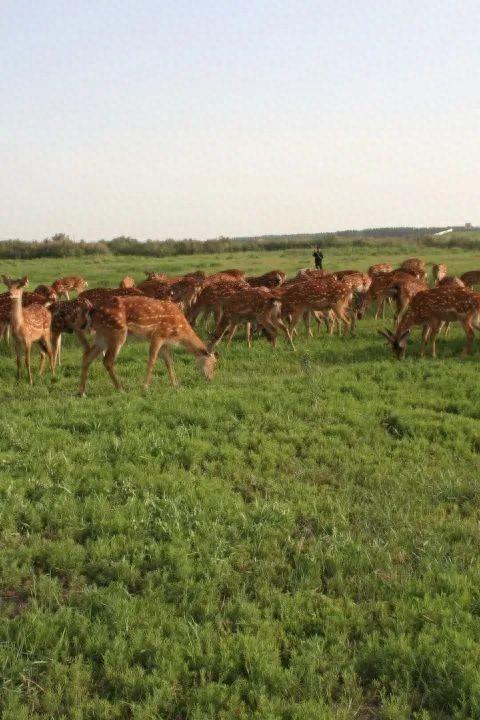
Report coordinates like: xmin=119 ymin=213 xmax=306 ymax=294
xmin=1 ymin=247 xmax=480 ymax=719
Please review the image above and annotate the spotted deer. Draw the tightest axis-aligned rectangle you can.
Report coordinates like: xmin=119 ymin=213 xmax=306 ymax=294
xmin=247 ymin=270 xmax=286 ymax=288
xmin=368 ymin=263 xmax=393 ymax=276
xmin=357 ymin=271 xmax=427 ymax=321
xmin=379 ymin=286 xmax=480 ymax=359
xmin=50 ymin=298 xmax=94 ymax=367
xmin=398 ymin=258 xmax=426 ymax=280
xmin=188 ymin=278 xmax=249 ymax=328
xmin=1 ymin=276 xmax=55 ymax=383
xmin=277 ymin=277 xmax=355 ymax=339
xmin=460 ymin=270 xmax=480 ymax=288
xmin=208 ymin=287 xmax=293 ymax=351
xmin=119 ymin=276 xmax=136 ymax=289
xmin=78 ymin=296 xmax=217 ymax=395
xmin=0 ymin=285 xmax=56 ymax=343
xmin=432 ymin=264 xmax=447 ymax=285
xmin=52 ymin=276 xmax=88 ymax=300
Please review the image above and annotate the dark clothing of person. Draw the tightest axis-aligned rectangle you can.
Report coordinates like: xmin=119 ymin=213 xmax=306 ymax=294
xmin=313 ymin=250 xmax=323 ymax=269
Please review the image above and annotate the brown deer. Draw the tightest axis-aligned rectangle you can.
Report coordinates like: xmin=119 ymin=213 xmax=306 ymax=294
xmin=432 ymin=264 xmax=447 ymax=285
xmin=78 ymin=296 xmax=217 ymax=395
xmin=277 ymin=277 xmax=354 ymax=338
xmin=357 ymin=271 xmax=427 ymax=320
xmin=379 ymin=286 xmax=480 ymax=359
xmin=460 ymin=270 xmax=480 ymax=288
xmin=50 ymin=298 xmax=94 ymax=367
xmin=52 ymin=276 xmax=88 ymax=300
xmin=0 ymin=286 xmax=56 ymax=342
xmin=398 ymin=258 xmax=426 ymax=280
xmin=368 ymin=263 xmax=393 ymax=276
xmin=246 ymin=270 xmax=286 ymax=288
xmin=33 ymin=284 xmax=58 ymax=302
xmin=208 ymin=287 xmax=293 ymax=351
xmin=188 ymin=278 xmax=249 ymax=328
xmin=1 ymin=276 xmax=55 ymax=383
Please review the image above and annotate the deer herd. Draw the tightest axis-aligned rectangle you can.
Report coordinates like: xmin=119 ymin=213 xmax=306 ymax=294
xmin=1 ymin=257 xmax=480 ymax=394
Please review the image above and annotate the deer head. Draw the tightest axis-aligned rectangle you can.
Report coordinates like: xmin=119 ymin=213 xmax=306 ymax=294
xmin=2 ymin=275 xmax=29 ymax=297
xmin=378 ymin=329 xmax=410 ymax=359
xmin=196 ymin=350 xmax=218 ymax=380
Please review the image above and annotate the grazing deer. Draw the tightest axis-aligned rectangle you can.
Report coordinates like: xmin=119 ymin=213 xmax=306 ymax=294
xmin=357 ymin=271 xmax=427 ymax=320
xmin=368 ymin=263 xmax=393 ymax=276
xmin=432 ymin=264 xmax=447 ymax=285
xmin=208 ymin=287 xmax=293 ymax=351
xmin=78 ymin=296 xmax=217 ymax=395
xmin=460 ymin=270 xmax=480 ymax=288
xmin=52 ymin=276 xmax=88 ymax=300
xmin=50 ymin=298 xmax=94 ymax=367
xmin=1 ymin=276 xmax=55 ymax=383
xmin=119 ymin=276 xmax=136 ymax=289
xmin=144 ymin=270 xmax=170 ymax=281
xmin=398 ymin=258 xmax=426 ymax=280
xmin=33 ymin=284 xmax=58 ymax=302
xmin=379 ymin=286 xmax=480 ymax=359
xmin=247 ymin=270 xmax=286 ymax=288
xmin=437 ymin=276 xmax=465 ymax=288
xmin=80 ymin=287 xmax=144 ymax=304
xmin=277 ymin=277 xmax=354 ymax=338
xmin=188 ymin=279 xmax=249 ymax=328
xmin=139 ymin=276 xmax=204 ymax=311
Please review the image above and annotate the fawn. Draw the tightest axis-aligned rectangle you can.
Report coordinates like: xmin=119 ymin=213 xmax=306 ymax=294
xmin=78 ymin=295 xmax=217 ymax=395
xmin=2 ymin=275 xmax=55 ymax=383
xmin=379 ymin=286 xmax=480 ymax=358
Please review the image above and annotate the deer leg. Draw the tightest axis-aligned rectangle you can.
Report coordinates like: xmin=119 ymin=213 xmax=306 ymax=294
xmin=159 ymin=346 xmax=180 ymax=388
xmin=142 ymin=337 xmax=164 ymax=390
xmin=245 ymin=322 xmax=251 ymax=348
xmin=303 ymin=311 xmax=313 ymax=338
xmin=460 ymin=319 xmax=475 ymax=356
xmin=78 ymin=343 xmax=106 ymax=396
xmin=14 ymin=339 xmax=22 ymax=380
xmin=38 ymin=339 xmax=48 ymax=374
xmin=225 ymin=324 xmax=239 ymax=347
xmin=276 ymin=318 xmax=295 ymax=349
xmin=289 ymin=308 xmax=303 ymax=339
xmin=24 ymin=343 xmax=33 ymax=385
xmin=208 ymin=316 xmax=230 ymax=352
xmin=102 ymin=341 xmax=125 ymax=391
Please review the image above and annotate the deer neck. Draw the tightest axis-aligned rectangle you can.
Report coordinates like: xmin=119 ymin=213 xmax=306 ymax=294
xmin=10 ymin=294 xmax=24 ymax=333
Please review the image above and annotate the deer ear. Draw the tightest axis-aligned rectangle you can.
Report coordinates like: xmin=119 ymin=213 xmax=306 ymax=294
xmin=398 ymin=329 xmax=411 ymax=345
xmin=20 ymin=276 xmax=29 ymax=287
xmin=1 ymin=274 xmax=11 ymax=286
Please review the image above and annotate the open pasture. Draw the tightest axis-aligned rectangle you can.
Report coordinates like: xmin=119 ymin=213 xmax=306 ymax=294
xmin=1 ymin=246 xmax=480 ymax=719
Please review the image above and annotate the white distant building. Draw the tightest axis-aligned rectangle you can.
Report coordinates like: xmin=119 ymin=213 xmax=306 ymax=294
xmin=433 ymin=228 xmax=453 ymax=236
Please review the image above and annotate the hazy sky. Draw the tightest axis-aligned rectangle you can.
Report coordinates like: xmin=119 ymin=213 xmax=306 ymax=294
xmin=1 ymin=0 xmax=479 ymax=240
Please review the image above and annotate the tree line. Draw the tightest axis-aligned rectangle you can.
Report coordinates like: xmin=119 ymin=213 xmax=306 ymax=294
xmin=0 ymin=229 xmax=479 ymax=260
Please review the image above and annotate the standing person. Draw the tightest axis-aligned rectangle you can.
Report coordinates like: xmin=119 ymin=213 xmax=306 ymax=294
xmin=313 ymin=246 xmax=324 ymax=269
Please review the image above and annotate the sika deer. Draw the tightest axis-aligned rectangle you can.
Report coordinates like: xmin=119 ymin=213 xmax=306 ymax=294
xmin=460 ymin=270 xmax=480 ymax=288
xmin=379 ymin=286 xmax=480 ymax=359
xmin=208 ymin=287 xmax=293 ymax=351
xmin=368 ymin=263 xmax=393 ymax=276
xmin=52 ymin=276 xmax=88 ymax=300
xmin=50 ymin=298 xmax=94 ymax=367
xmin=1 ymin=276 xmax=54 ymax=383
xmin=432 ymin=264 xmax=447 ymax=285
xmin=78 ymin=296 xmax=217 ymax=395
xmin=247 ymin=270 xmax=286 ymax=288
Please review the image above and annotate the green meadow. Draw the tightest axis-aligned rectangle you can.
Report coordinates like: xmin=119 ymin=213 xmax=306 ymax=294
xmin=1 ymin=246 xmax=480 ymax=719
